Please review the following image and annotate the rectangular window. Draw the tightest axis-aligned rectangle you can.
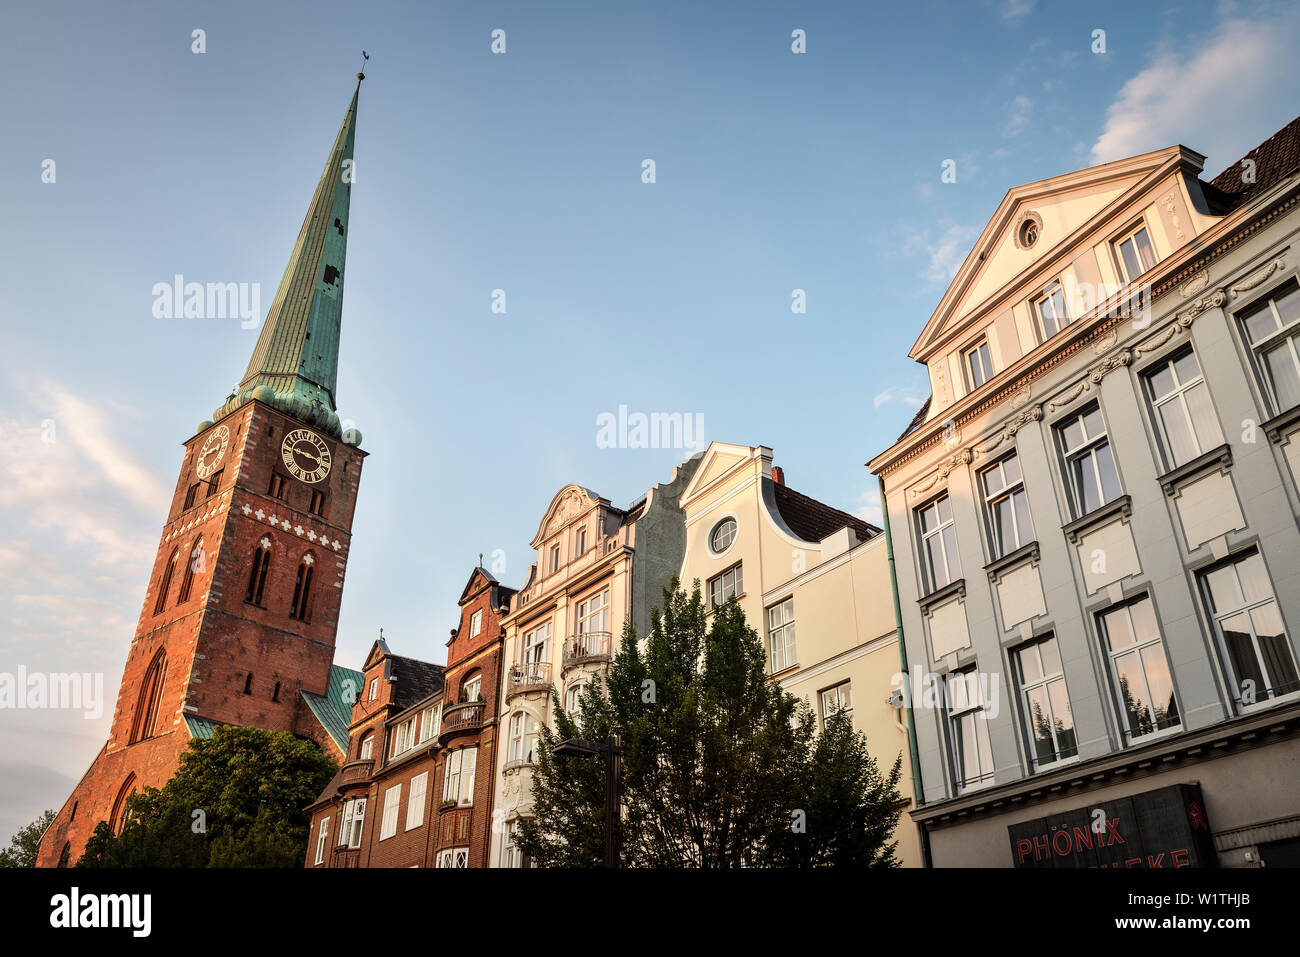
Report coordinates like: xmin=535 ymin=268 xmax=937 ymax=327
xmin=1143 ymin=346 xmax=1224 ymax=469
xmin=575 ymin=526 xmax=587 ymax=556
xmin=563 ymin=683 xmax=583 ymax=717
xmin=509 ymin=711 xmax=541 ymax=762
xmin=461 ymin=674 xmax=481 ymax=703
xmin=1201 ymin=551 xmax=1300 ymax=707
xmin=947 ymin=669 xmax=995 ymax=790
xmin=469 ymin=609 xmax=482 ymax=638
xmin=1239 ymin=280 xmax=1300 ymax=414
xmin=1099 ymin=597 xmax=1180 ymax=741
xmin=368 ymin=677 xmax=378 ymax=701
xmin=442 ymin=747 xmax=478 ymax=805
xmin=501 ymin=819 xmax=531 ymax=868
xmin=268 ymin=473 xmax=287 ymax=499
xmin=417 ymin=704 xmax=440 ymax=744
xmin=338 ymin=797 xmax=365 ymax=848
xmin=708 ymin=563 xmax=744 ymax=608
xmin=437 ymin=847 xmax=469 ymax=868
xmin=980 ymin=453 xmax=1032 ymax=559
xmin=767 ymin=598 xmax=797 ymax=673
xmin=315 ymin=817 xmax=329 ymax=865
xmin=309 ymin=489 xmax=325 ymax=516
xmin=550 ymin=545 xmax=560 ymax=574
xmin=917 ymin=495 xmax=961 ymax=592
xmin=379 ymin=784 xmax=401 ymax=840
xmin=1012 ymin=635 xmax=1077 ymax=768
xmin=405 ymin=772 xmax=428 ymax=830
xmin=523 ymin=621 xmax=551 ymax=666
xmin=184 ymin=483 xmax=200 ymax=509
xmin=1034 ymin=282 xmax=1071 ymax=340
xmin=820 ymin=680 xmax=852 ymax=728
xmin=1114 ymin=224 xmax=1158 ymax=282
xmin=1056 ymin=404 xmax=1121 ymax=518
xmin=205 ymin=470 xmax=222 ymax=498
xmin=965 ymin=340 xmax=994 ymax=390
xmin=390 ymin=716 xmax=416 ymax=758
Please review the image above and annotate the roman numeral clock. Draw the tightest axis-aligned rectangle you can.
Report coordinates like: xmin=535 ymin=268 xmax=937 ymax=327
xmin=282 ymin=428 xmax=333 ymax=484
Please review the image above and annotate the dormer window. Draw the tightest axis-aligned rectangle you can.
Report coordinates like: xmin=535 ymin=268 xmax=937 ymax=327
xmin=1034 ymin=282 xmax=1071 ymax=340
xmin=1114 ymin=223 xmax=1158 ymax=283
xmin=964 ymin=339 xmax=994 ymax=391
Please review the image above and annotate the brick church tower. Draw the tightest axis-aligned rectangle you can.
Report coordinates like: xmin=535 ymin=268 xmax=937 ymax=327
xmin=37 ymin=76 xmax=370 ymax=867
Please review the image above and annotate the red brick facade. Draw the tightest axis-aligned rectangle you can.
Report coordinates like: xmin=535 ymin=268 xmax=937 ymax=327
xmin=306 ymin=566 xmax=513 ymax=868
xmin=37 ymin=401 xmax=365 ymax=867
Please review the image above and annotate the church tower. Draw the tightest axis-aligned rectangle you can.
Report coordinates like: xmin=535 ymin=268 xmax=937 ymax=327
xmin=38 ymin=77 xmax=369 ymax=867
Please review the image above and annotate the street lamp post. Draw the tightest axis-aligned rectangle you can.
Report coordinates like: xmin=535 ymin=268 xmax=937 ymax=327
xmin=553 ymin=734 xmax=623 ymax=867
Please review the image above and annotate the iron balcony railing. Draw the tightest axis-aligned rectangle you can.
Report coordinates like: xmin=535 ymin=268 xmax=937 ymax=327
xmin=507 ymin=661 xmax=552 ymax=697
xmin=563 ymin=631 xmax=612 ymax=668
xmin=439 ymin=700 xmax=486 ymax=739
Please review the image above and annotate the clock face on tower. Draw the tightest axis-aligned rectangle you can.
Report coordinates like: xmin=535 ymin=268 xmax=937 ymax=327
xmin=281 ymin=428 xmax=332 ymax=484
xmin=196 ymin=425 xmax=230 ymax=479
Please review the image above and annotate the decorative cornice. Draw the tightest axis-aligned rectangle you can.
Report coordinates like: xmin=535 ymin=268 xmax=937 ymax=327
xmin=1229 ymin=255 xmax=1287 ymax=299
xmin=1046 ymin=350 xmax=1131 ymax=413
xmin=973 ymin=404 xmax=1042 ymax=457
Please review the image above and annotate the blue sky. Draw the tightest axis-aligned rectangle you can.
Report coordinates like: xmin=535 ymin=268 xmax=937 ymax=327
xmin=2 ymin=0 xmax=1298 ymax=840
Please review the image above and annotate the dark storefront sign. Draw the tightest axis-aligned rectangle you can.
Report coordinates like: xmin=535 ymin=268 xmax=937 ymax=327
xmin=1009 ymin=783 xmax=1216 ymax=868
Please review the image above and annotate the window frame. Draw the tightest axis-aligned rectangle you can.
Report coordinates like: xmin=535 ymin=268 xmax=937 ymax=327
xmin=709 ymin=517 xmax=739 ymax=555
xmin=405 ymin=772 xmax=428 ymax=831
xmin=707 ymin=562 xmax=744 ymax=608
xmin=1010 ymin=635 xmax=1078 ymax=770
xmin=947 ymin=668 xmax=996 ymax=791
xmin=1054 ymin=403 xmax=1122 ymax=519
xmin=1112 ymin=221 xmax=1159 ymax=283
xmin=379 ymin=783 xmax=401 ymax=840
xmin=767 ymin=598 xmax=797 ymax=674
xmin=819 ymin=679 xmax=852 ymax=728
xmin=1198 ymin=550 xmax=1300 ymax=710
xmin=916 ymin=493 xmax=961 ymax=593
xmin=1033 ymin=281 xmax=1071 ymax=341
xmin=469 ymin=609 xmax=483 ymax=638
xmin=1098 ymin=595 xmax=1182 ymax=743
xmin=1140 ymin=344 xmax=1224 ymax=470
xmin=964 ymin=338 xmax=994 ymax=391
xmin=1237 ymin=279 xmax=1300 ymax=416
xmin=315 ymin=816 xmax=330 ymax=865
xmin=979 ymin=452 xmax=1033 ymax=560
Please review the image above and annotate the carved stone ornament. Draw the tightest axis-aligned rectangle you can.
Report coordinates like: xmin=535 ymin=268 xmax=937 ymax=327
xmin=1092 ymin=328 xmax=1118 ymax=355
xmin=973 ymin=404 xmax=1043 ymax=457
xmin=1178 ymin=269 xmax=1210 ymax=299
xmin=910 ymin=448 xmax=973 ymax=499
xmin=1133 ymin=289 xmax=1226 ymax=358
xmin=1010 ymin=385 xmax=1032 ymax=409
xmin=1047 ymin=350 xmax=1131 ymax=412
xmin=1230 ymin=257 xmax=1287 ymax=299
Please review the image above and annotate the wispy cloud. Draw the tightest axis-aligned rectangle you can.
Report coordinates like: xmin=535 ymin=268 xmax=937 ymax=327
xmin=1001 ymin=0 xmax=1035 ymax=23
xmin=1003 ymin=95 xmax=1033 ymax=137
xmin=855 ymin=487 xmax=883 ymax=527
xmin=902 ymin=222 xmax=981 ymax=287
xmin=1091 ymin=10 xmax=1300 ymax=167
xmin=873 ymin=386 xmax=928 ymax=409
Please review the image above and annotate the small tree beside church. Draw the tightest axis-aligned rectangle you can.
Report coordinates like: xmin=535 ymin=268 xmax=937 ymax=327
xmin=77 ymin=725 xmax=336 ymax=868
xmin=0 ymin=809 xmax=55 ymax=867
xmin=517 ymin=580 xmax=904 ymax=867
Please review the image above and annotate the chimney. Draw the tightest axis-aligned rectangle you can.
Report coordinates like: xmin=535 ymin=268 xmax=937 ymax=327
xmin=771 ymin=466 xmax=785 ymax=486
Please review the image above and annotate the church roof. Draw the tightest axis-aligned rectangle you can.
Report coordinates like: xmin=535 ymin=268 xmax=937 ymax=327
xmin=211 ymin=76 xmax=364 ymax=440
xmin=300 ymin=664 xmax=365 ymax=751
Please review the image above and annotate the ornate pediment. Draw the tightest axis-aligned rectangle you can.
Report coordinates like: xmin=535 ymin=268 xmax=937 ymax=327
xmin=531 ymin=485 xmax=603 ymax=548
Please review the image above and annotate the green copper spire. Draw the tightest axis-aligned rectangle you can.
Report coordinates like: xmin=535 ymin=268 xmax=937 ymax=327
xmin=212 ymin=76 xmax=362 ymax=440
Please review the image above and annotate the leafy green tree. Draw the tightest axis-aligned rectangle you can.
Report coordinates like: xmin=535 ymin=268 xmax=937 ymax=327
xmin=517 ymin=580 xmax=904 ymax=868
xmin=76 ymin=725 xmax=336 ymax=868
xmin=0 ymin=809 xmax=55 ymax=867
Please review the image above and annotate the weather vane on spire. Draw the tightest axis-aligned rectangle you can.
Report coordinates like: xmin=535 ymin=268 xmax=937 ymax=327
xmin=358 ymin=50 xmax=369 ymax=81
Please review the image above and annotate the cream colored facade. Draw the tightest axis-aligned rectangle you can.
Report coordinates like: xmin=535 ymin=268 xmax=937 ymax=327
xmin=678 ymin=442 xmax=921 ymax=866
xmin=488 ymin=457 xmax=699 ymax=867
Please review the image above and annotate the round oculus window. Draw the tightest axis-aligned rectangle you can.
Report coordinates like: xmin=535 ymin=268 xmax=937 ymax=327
xmin=1018 ymin=219 xmax=1039 ymax=248
xmin=710 ymin=518 xmax=738 ymax=554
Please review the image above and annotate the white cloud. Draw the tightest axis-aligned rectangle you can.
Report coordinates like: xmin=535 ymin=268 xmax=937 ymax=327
xmin=1091 ymin=11 xmax=1300 ymax=168
xmin=873 ymin=386 xmax=928 ymax=409
xmin=903 ymin=222 xmax=980 ymax=286
xmin=1003 ymin=95 xmax=1034 ymax=137
xmin=855 ymin=488 xmax=883 ymax=527
xmin=1002 ymin=0 xmax=1035 ymax=23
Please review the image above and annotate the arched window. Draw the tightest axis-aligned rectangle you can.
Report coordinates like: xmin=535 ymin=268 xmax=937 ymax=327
xmin=243 ymin=673 xmax=254 ymax=695
xmin=177 ymin=537 xmax=203 ymax=603
xmin=70 ymin=801 xmax=77 ymax=822
xmin=289 ymin=552 xmax=316 ymax=621
xmin=57 ymin=843 xmax=71 ymax=868
xmin=130 ymin=648 xmax=168 ymax=743
xmin=153 ymin=549 xmax=179 ymax=616
xmin=111 ymin=773 xmax=137 ymax=835
xmin=272 ymin=681 xmax=281 ymax=703
xmin=245 ymin=539 xmax=272 ymax=605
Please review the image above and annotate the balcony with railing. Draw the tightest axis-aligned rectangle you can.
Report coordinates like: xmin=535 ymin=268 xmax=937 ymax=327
xmin=439 ymin=700 xmax=486 ymax=742
xmin=339 ymin=759 xmax=373 ymax=788
xmin=562 ymin=631 xmax=612 ymax=673
xmin=506 ymin=661 xmax=552 ymax=700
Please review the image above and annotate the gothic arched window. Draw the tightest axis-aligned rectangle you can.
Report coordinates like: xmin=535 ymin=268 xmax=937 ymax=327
xmin=111 ymin=773 xmax=137 ymax=835
xmin=130 ymin=648 xmax=168 ymax=743
xmin=57 ymin=843 xmax=71 ymax=868
xmin=289 ymin=552 xmax=316 ymax=621
xmin=244 ymin=673 xmax=254 ymax=695
xmin=245 ymin=538 xmax=272 ymax=605
xmin=153 ymin=549 xmax=179 ymax=616
xmin=177 ymin=537 xmax=203 ymax=603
